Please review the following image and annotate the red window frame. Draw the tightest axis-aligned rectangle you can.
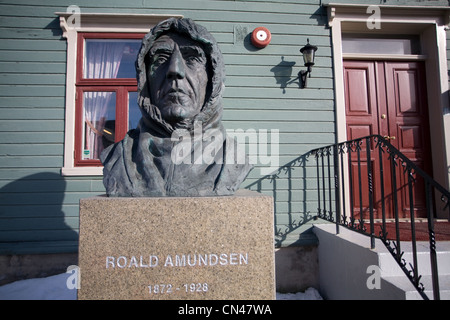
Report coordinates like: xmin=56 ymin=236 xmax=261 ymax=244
xmin=74 ymin=32 xmax=145 ymax=167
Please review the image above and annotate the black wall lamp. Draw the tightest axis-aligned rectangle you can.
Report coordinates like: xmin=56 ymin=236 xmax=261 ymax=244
xmin=299 ymin=39 xmax=317 ymax=88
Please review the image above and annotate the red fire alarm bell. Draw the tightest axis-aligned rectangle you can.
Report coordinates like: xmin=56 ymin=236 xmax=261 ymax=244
xmin=251 ymin=27 xmax=271 ymax=48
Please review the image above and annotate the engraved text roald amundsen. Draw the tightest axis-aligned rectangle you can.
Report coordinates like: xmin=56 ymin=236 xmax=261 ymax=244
xmin=105 ymin=252 xmax=249 ymax=269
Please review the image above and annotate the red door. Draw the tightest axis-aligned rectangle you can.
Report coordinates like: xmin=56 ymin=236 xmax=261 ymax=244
xmin=344 ymin=60 xmax=432 ymax=219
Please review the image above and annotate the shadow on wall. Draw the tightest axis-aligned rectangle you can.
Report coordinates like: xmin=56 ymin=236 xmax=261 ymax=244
xmin=245 ymin=153 xmax=317 ymax=248
xmin=270 ymin=57 xmax=298 ymax=93
xmin=0 ymin=172 xmax=79 ymax=255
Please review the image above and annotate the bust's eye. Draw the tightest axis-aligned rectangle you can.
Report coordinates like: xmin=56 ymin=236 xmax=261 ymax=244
xmin=184 ymin=54 xmax=197 ymax=64
xmin=152 ymin=53 xmax=170 ymax=67
xmin=181 ymin=47 xmax=206 ymax=66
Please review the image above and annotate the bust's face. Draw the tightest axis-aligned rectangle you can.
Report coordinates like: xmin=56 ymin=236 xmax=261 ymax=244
xmin=147 ymin=32 xmax=209 ymax=126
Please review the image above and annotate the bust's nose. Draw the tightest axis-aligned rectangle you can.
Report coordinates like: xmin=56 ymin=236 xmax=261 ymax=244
xmin=166 ymin=46 xmax=185 ymax=80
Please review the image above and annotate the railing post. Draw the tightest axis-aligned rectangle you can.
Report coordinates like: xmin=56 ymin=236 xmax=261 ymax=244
xmin=426 ymin=181 xmax=440 ymax=300
xmin=366 ymin=137 xmax=375 ymax=249
xmin=327 ymin=147 xmax=333 ymax=222
xmin=334 ymin=144 xmax=340 ymax=235
xmin=315 ymin=151 xmax=321 ymax=218
xmin=356 ymin=140 xmax=364 ymax=231
xmin=391 ymin=153 xmax=401 ymax=261
xmin=348 ymin=142 xmax=355 ymax=228
xmin=339 ymin=144 xmax=347 ymax=226
xmin=407 ymin=168 xmax=419 ymax=288
xmin=322 ymin=150 xmax=327 ymax=218
xmin=378 ymin=139 xmax=387 ymax=241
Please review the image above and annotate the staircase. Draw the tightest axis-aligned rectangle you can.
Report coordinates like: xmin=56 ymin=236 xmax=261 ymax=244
xmin=380 ymin=240 xmax=450 ymax=299
xmin=314 ymin=223 xmax=450 ymax=300
xmin=307 ymin=135 xmax=450 ymax=299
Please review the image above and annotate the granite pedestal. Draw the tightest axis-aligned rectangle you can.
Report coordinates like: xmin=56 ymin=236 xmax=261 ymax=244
xmin=77 ymin=189 xmax=275 ymax=300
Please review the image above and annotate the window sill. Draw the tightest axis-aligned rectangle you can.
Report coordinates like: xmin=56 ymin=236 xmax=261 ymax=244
xmin=61 ymin=166 xmax=103 ymax=176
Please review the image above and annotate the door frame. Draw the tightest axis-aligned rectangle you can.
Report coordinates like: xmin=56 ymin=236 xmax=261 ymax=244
xmin=344 ymin=60 xmax=432 ymax=219
xmin=326 ymin=4 xmax=450 ymax=218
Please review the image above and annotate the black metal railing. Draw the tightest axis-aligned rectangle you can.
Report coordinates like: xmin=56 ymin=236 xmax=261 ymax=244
xmin=308 ymin=135 xmax=450 ymax=300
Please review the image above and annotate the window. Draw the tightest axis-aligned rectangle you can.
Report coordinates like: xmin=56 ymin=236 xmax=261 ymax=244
xmin=342 ymin=34 xmax=421 ymax=55
xmin=74 ymin=33 xmax=144 ymax=166
xmin=57 ymin=12 xmax=183 ymax=175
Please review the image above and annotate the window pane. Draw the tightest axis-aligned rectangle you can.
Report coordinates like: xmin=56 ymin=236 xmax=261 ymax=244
xmin=84 ymin=39 xmax=141 ymax=79
xmin=128 ymin=91 xmax=140 ymax=130
xmin=82 ymin=91 xmax=116 ymax=160
xmin=342 ymin=34 xmax=420 ymax=55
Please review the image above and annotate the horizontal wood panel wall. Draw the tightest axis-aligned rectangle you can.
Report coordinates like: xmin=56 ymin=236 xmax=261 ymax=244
xmin=0 ymin=0 xmax=447 ymax=254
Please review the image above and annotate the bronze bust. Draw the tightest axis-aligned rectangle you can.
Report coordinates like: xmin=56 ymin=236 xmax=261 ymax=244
xmin=101 ymin=18 xmax=252 ymax=197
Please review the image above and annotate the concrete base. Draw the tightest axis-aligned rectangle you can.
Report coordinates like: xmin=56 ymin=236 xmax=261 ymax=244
xmin=77 ymin=190 xmax=275 ymax=300
xmin=275 ymin=246 xmax=319 ymax=293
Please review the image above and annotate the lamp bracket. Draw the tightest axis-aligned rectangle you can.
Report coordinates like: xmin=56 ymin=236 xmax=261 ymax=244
xmin=299 ymin=70 xmax=309 ymax=88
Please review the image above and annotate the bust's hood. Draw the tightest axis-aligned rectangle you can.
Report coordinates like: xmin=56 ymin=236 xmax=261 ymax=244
xmin=135 ymin=18 xmax=226 ymax=136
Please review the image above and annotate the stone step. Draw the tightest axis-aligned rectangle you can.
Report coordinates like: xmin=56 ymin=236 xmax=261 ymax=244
xmin=383 ymin=273 xmax=450 ymax=300
xmin=313 ymin=224 xmax=450 ymax=299
xmin=421 ymin=274 xmax=450 ymax=300
xmin=378 ymin=241 xmax=450 ymax=277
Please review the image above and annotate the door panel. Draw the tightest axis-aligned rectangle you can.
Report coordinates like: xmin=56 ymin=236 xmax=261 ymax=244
xmin=344 ymin=60 xmax=431 ymax=219
xmin=384 ymin=62 xmax=431 ymax=217
xmin=344 ymin=61 xmax=384 ymax=220
xmin=344 ymin=61 xmax=378 ymax=139
xmin=346 ymin=69 xmax=372 ymax=114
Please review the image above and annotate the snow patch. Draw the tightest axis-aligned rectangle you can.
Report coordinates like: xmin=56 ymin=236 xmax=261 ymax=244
xmin=0 ymin=273 xmax=76 ymax=300
xmin=276 ymin=287 xmax=323 ymax=300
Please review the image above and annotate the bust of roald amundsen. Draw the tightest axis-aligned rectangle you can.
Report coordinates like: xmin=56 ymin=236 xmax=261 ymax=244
xmin=101 ymin=18 xmax=253 ymax=197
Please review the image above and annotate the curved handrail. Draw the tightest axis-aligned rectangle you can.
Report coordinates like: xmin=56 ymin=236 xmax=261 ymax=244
xmin=309 ymin=135 xmax=450 ymax=300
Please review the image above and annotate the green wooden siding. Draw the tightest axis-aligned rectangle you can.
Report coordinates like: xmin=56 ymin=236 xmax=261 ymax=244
xmin=0 ymin=0 xmax=448 ymax=254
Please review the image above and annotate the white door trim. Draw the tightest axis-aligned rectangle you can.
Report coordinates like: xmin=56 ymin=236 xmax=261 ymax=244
xmin=326 ymin=3 xmax=450 ymax=194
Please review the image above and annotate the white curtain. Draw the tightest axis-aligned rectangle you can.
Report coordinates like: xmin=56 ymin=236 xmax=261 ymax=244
xmin=83 ymin=41 xmax=124 ymax=159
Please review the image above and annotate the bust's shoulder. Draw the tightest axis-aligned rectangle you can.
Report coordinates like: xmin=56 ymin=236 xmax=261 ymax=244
xmin=100 ymin=129 xmax=139 ymax=165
